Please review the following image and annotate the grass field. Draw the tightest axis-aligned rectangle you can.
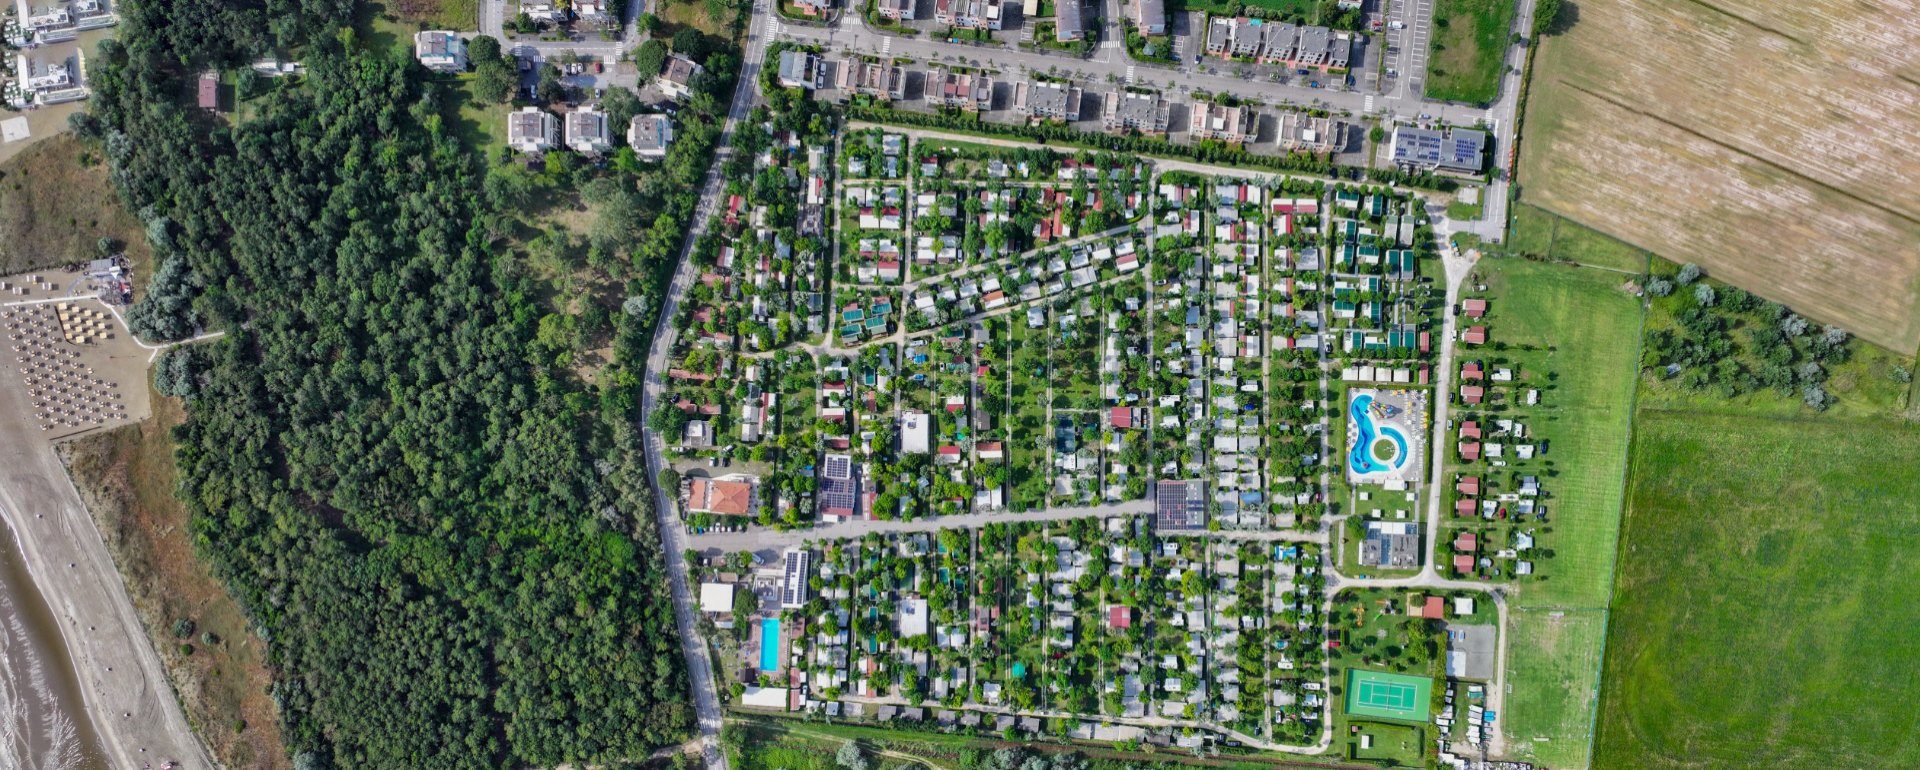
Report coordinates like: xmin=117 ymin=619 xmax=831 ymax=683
xmin=1517 ymin=0 xmax=1920 ymax=351
xmin=1471 ymin=258 xmax=1641 ymax=608
xmin=61 ymin=388 xmax=290 ymax=769
xmin=1422 ymin=0 xmax=1514 ymax=104
xmin=1505 ymin=205 xmax=1648 ymax=274
xmin=0 ymin=135 xmax=156 ymax=276
xmin=1594 ymin=412 xmax=1920 ymax=770
xmin=1501 ymin=609 xmax=1605 ymax=769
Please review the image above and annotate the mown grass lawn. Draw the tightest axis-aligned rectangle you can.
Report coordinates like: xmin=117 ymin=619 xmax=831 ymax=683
xmin=1470 ymin=258 xmax=1642 ymax=609
xmin=1502 ymin=608 xmax=1606 ymax=769
xmin=1595 ymin=412 xmax=1920 ymax=770
xmin=1424 ymin=0 xmax=1516 ymax=104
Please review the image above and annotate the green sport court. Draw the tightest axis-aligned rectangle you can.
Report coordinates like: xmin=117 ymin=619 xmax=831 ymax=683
xmin=1345 ymin=669 xmax=1433 ymax=721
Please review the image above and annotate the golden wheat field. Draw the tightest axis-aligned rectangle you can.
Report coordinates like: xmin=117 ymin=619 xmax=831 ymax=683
xmin=1519 ymin=0 xmax=1920 ymax=352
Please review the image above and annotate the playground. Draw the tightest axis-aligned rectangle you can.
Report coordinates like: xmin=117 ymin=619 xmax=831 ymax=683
xmin=1346 ymin=668 xmax=1434 ymax=722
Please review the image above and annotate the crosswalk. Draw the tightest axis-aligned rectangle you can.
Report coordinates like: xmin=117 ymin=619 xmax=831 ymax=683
xmin=1125 ymin=64 xmax=1136 ymax=85
xmin=1364 ymin=94 xmax=1375 ymax=112
xmin=768 ymin=16 xmax=786 ymax=39
xmin=881 ymin=37 xmax=892 ymax=57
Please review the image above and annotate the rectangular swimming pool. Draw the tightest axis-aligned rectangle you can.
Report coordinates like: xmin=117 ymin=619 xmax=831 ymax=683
xmin=759 ymin=618 xmax=781 ymax=672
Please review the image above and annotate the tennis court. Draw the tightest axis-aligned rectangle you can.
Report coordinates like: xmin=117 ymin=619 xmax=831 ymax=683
xmin=1345 ymin=669 xmax=1434 ymax=721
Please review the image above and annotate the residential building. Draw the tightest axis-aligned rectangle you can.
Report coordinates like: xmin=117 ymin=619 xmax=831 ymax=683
xmin=658 ymin=54 xmax=704 ymax=100
xmin=819 ymin=454 xmax=861 ymax=519
xmin=792 ymin=0 xmax=833 ymax=16
xmin=936 ymin=0 xmax=1005 ymax=29
xmin=1391 ymin=126 xmax=1487 ymax=174
xmin=844 ymin=58 xmax=907 ymax=100
xmin=1132 ymin=0 xmax=1165 ymax=34
xmin=627 ymin=114 xmax=675 ymax=159
xmin=1103 ymin=91 xmax=1169 ymax=134
xmin=196 ymin=71 xmax=219 ymax=112
xmin=565 ymin=107 xmax=612 ymax=155
xmin=1055 ymin=0 xmax=1086 ymax=41
xmin=877 ymin=0 xmax=916 ymax=19
xmin=1188 ymin=102 xmax=1256 ymax=144
xmin=926 ymin=68 xmax=994 ymax=111
xmin=507 ymin=107 xmax=559 ymax=154
xmin=1360 ymin=521 xmax=1419 ymax=568
xmin=687 ymin=476 xmax=756 ymax=515
xmin=1014 ymin=81 xmax=1083 ymax=122
xmin=1291 ymin=25 xmax=1352 ymax=69
xmin=901 ymin=410 xmax=932 ymax=454
xmin=777 ymin=50 xmax=820 ymax=89
xmin=413 ymin=31 xmax=468 ymax=73
xmin=1275 ymin=112 xmax=1343 ymax=152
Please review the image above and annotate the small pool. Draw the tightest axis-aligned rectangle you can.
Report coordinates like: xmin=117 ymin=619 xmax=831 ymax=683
xmin=1348 ymin=394 xmax=1410 ymax=475
xmin=759 ymin=618 xmax=781 ymax=672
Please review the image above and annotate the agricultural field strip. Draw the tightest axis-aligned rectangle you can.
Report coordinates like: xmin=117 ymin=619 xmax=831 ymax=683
xmin=1518 ymin=0 xmax=1920 ymax=349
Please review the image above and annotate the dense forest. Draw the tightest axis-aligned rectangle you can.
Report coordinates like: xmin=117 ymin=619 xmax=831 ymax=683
xmin=82 ymin=1 xmax=737 ymax=767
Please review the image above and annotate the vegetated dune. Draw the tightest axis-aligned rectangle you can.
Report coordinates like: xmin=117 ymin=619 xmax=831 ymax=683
xmin=0 ymin=135 xmax=153 ymax=276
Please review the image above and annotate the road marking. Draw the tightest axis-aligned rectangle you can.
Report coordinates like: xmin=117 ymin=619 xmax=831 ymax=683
xmin=1364 ymin=94 xmax=1374 ymax=112
xmin=881 ymin=37 xmax=892 ymax=56
xmin=1125 ymin=64 xmax=1136 ymax=85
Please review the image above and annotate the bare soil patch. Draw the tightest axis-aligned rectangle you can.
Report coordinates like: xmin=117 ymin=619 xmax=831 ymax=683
xmin=1519 ymin=0 xmax=1920 ymax=351
xmin=60 ymin=389 xmax=290 ymax=770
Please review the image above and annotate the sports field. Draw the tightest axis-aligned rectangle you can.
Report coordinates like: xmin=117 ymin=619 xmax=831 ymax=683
xmin=1345 ymin=669 xmax=1433 ymax=722
xmin=1594 ymin=412 xmax=1920 ymax=770
xmin=1502 ymin=609 xmax=1605 ymax=769
xmin=1518 ymin=0 xmax=1920 ymax=351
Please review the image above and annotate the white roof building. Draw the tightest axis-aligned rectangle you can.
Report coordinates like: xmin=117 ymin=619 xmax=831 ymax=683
xmin=700 ymin=582 xmax=735 ymax=613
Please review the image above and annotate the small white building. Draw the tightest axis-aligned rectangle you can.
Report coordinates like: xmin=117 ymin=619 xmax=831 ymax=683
xmin=627 ymin=113 xmax=674 ymax=159
xmin=565 ymin=107 xmax=612 ymax=155
xmin=507 ymin=107 xmax=559 ymax=154
xmin=413 ymin=31 xmax=468 ymax=73
xmin=658 ymin=55 xmax=704 ymax=100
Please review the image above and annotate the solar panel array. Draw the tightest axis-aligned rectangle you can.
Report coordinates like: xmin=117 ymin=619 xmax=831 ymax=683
xmin=1156 ymin=480 xmax=1205 ymax=529
xmin=780 ymin=549 xmax=811 ymax=608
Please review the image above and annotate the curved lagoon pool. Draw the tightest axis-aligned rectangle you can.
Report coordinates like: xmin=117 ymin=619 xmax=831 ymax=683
xmin=1348 ymin=394 xmax=1410 ymax=476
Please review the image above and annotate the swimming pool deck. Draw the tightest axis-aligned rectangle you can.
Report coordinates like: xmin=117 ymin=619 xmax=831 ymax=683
xmin=1346 ymin=388 xmax=1429 ymax=487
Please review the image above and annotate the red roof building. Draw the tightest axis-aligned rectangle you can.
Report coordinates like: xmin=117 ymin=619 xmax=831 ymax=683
xmin=1459 ymin=441 xmax=1482 ymax=461
xmin=1108 ymin=606 xmax=1134 ymax=629
xmin=688 ymin=478 xmax=754 ymax=515
xmin=1463 ymin=326 xmax=1488 ymax=345
xmin=1461 ymin=361 xmax=1484 ymax=381
xmin=1461 ymin=386 xmax=1485 ymax=405
xmin=1453 ymin=554 xmax=1475 ymax=574
xmin=1455 ymin=499 xmax=1477 ymax=516
xmin=1463 ymin=298 xmax=1488 ymax=318
xmin=1110 ymin=406 xmax=1136 ymax=429
xmin=1454 ymin=531 xmax=1478 ymax=552
xmin=1456 ymin=475 xmax=1481 ymax=496
xmin=1421 ymin=595 xmax=1445 ymax=619
xmin=1460 ymin=420 xmax=1482 ymax=439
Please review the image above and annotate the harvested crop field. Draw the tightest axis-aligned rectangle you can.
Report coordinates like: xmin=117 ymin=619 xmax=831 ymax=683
xmin=1518 ymin=0 xmax=1920 ymax=352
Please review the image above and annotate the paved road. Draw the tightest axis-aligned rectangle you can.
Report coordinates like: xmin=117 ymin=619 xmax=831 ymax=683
xmin=639 ymin=2 xmax=775 ymax=769
xmin=0 ymin=375 xmax=215 ymax=770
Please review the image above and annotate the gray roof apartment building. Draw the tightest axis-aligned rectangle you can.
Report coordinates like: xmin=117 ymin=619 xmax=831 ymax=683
xmin=1207 ymin=17 xmax=1352 ymax=70
xmin=1103 ymin=91 xmax=1169 ymax=134
xmin=1055 ymin=0 xmax=1086 ymax=41
xmin=1132 ymin=0 xmax=1165 ymax=34
xmin=1188 ymin=102 xmax=1257 ymax=144
xmin=1015 ymin=81 xmax=1084 ymax=122
xmin=1275 ymin=112 xmax=1343 ymax=153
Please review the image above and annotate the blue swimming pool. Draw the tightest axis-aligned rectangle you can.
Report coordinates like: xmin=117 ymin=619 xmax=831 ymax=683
xmin=759 ymin=618 xmax=781 ymax=672
xmin=1348 ymin=394 xmax=1410 ymax=475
